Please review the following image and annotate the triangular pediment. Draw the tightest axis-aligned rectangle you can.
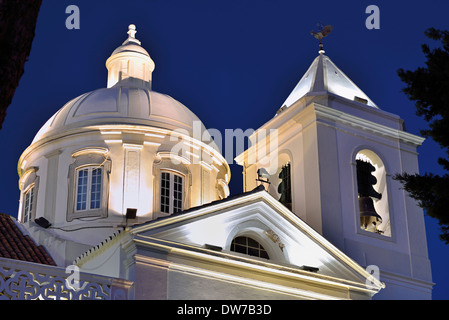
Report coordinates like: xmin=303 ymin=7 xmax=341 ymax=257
xmin=131 ymin=188 xmax=384 ymax=296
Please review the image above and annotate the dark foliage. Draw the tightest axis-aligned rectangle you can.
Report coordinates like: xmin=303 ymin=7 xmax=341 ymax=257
xmin=0 ymin=0 xmax=42 ymax=129
xmin=395 ymin=28 xmax=449 ymax=243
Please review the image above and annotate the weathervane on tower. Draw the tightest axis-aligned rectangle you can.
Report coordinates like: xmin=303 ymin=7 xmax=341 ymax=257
xmin=310 ymin=23 xmax=333 ymax=53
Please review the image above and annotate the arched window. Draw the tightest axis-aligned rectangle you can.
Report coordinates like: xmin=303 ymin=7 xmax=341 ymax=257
xmin=231 ymin=236 xmax=270 ymax=259
xmin=355 ymin=149 xmax=391 ymax=236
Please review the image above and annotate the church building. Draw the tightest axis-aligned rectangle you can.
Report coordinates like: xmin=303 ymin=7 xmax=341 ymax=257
xmin=0 ymin=24 xmax=433 ymax=300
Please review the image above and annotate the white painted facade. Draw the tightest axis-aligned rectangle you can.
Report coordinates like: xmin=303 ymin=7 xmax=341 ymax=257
xmin=235 ymin=50 xmax=433 ymax=299
xmin=74 ymin=189 xmax=384 ymax=300
xmin=17 ymin=25 xmax=230 ymax=267
xmin=13 ymin=26 xmax=432 ymax=299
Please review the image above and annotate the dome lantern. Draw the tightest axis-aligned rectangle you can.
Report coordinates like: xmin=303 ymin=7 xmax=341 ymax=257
xmin=105 ymin=24 xmax=155 ymax=90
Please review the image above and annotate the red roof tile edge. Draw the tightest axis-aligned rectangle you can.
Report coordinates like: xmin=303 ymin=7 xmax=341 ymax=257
xmin=0 ymin=213 xmax=56 ymax=266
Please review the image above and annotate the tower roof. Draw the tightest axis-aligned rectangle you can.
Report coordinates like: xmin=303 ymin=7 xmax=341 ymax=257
xmin=279 ymin=51 xmax=378 ymax=111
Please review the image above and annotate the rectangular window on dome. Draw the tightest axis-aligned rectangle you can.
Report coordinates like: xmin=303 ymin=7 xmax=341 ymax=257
xmin=23 ymin=186 xmax=34 ymax=223
xmin=76 ymin=166 xmax=103 ymax=212
xmin=173 ymin=175 xmax=183 ymax=213
xmin=161 ymin=172 xmax=170 ymax=213
xmin=76 ymin=169 xmax=88 ymax=211
xmin=67 ymin=152 xmax=110 ymax=222
xmin=160 ymin=171 xmax=184 ymax=214
xmin=90 ymin=168 xmax=103 ymax=209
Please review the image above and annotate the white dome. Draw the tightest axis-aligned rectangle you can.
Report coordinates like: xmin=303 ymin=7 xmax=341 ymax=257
xmin=17 ymin=25 xmax=231 ymax=267
xmin=32 ymin=83 xmax=206 ymax=144
xmin=32 ymin=24 xmax=208 ymax=145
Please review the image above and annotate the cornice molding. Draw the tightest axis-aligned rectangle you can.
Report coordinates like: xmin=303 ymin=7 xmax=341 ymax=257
xmin=312 ymin=103 xmax=425 ymax=146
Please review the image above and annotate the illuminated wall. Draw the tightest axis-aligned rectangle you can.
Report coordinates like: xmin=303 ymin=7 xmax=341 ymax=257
xmin=16 ymin=25 xmax=231 ymax=267
xmin=235 ymin=53 xmax=433 ymax=299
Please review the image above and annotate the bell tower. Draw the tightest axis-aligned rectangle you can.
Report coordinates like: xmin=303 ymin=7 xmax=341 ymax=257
xmin=235 ymin=34 xmax=433 ymax=299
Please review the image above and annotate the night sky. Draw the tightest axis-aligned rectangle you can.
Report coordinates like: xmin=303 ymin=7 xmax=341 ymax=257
xmin=1 ymin=0 xmax=448 ymax=299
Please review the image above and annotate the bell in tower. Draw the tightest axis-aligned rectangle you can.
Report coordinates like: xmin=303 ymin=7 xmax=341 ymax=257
xmin=278 ymin=163 xmax=292 ymax=210
xmin=356 ymin=159 xmax=382 ymax=232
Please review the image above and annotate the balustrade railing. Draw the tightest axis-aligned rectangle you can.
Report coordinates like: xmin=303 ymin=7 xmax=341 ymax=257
xmin=0 ymin=257 xmax=133 ymax=300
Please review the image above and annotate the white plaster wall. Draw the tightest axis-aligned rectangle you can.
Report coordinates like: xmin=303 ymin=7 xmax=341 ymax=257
xmin=18 ymin=126 xmax=229 ymax=267
xmin=238 ymin=96 xmax=432 ymax=299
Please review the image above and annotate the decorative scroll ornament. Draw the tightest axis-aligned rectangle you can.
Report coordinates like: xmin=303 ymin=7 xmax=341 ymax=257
xmin=264 ymin=230 xmax=285 ymax=252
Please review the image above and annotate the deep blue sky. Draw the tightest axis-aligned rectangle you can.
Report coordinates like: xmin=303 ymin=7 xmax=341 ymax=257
xmin=1 ymin=0 xmax=448 ymax=299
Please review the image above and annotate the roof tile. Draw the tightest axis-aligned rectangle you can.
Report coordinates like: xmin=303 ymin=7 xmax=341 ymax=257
xmin=0 ymin=213 xmax=56 ymax=266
